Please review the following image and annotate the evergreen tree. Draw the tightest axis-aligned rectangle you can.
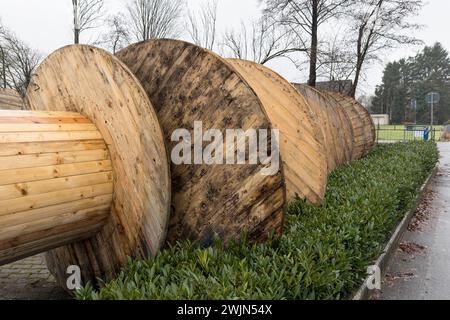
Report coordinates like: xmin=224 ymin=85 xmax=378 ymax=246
xmin=372 ymin=43 xmax=450 ymax=125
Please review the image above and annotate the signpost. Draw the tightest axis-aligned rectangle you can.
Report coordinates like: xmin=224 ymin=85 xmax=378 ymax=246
xmin=426 ymin=92 xmax=440 ymax=140
xmin=411 ymin=99 xmax=417 ymax=124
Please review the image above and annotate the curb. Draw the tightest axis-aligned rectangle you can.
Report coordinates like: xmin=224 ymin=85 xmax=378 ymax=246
xmin=352 ymin=163 xmax=439 ymax=300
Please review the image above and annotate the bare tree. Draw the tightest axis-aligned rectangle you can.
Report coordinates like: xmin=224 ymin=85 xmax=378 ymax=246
xmin=72 ymin=0 xmax=105 ymax=44
xmin=222 ymin=15 xmax=305 ymax=65
xmin=0 ymin=23 xmax=41 ymax=96
xmin=348 ymin=0 xmax=424 ymax=97
xmin=316 ymin=31 xmax=356 ymax=82
xmin=127 ymin=0 xmax=185 ymax=41
xmin=100 ymin=14 xmax=131 ymax=54
xmin=187 ymin=0 xmax=218 ymax=50
xmin=264 ymin=0 xmax=353 ymax=86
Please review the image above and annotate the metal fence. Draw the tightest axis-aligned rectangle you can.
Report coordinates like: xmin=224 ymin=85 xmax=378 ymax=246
xmin=376 ymin=125 xmax=442 ymax=143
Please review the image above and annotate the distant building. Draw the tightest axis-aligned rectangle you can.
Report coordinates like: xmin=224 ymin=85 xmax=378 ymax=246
xmin=371 ymin=114 xmax=390 ymax=126
xmin=292 ymin=80 xmax=354 ymax=97
xmin=0 ymin=88 xmax=25 ymax=110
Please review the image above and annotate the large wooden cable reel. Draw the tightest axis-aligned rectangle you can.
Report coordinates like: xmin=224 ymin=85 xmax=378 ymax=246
xmin=295 ymin=85 xmax=350 ymax=172
xmin=0 ymin=45 xmax=172 ymax=287
xmin=225 ymin=59 xmax=328 ymax=203
xmin=117 ymin=39 xmax=287 ymax=245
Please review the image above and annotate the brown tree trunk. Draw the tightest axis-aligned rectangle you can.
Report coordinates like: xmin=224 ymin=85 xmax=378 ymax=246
xmin=0 ymin=46 xmax=6 ymax=88
xmin=308 ymin=0 xmax=319 ymax=87
xmin=74 ymin=29 xmax=80 ymax=44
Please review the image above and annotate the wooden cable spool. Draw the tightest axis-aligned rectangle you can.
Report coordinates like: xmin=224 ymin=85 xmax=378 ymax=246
xmin=325 ymin=92 xmax=374 ymax=159
xmin=295 ymin=85 xmax=349 ymax=172
xmin=226 ymin=59 xmax=328 ymax=203
xmin=0 ymin=45 xmax=171 ymax=288
xmin=0 ymin=89 xmax=25 ymax=110
xmin=117 ymin=40 xmax=286 ymax=245
xmin=0 ymin=110 xmax=112 ymax=265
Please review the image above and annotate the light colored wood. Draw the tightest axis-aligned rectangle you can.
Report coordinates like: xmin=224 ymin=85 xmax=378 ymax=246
xmin=0 ymin=131 xmax=103 ymax=143
xmin=0 ymin=183 xmax=113 ymax=216
xmin=0 ymin=195 xmax=113 ymax=228
xmin=0 ymin=205 xmax=110 ymax=245
xmin=0 ymin=89 xmax=24 ymax=110
xmin=0 ymin=110 xmax=114 ymax=268
xmin=26 ymin=45 xmax=171 ymax=288
xmin=295 ymin=85 xmax=348 ymax=171
xmin=0 ymin=172 xmax=113 ymax=201
xmin=117 ymin=39 xmax=286 ymax=245
xmin=0 ymin=149 xmax=109 ymax=171
xmin=325 ymin=92 xmax=369 ymax=160
xmin=0 ymin=161 xmax=112 ymax=185
xmin=0 ymin=123 xmax=98 ymax=132
xmin=227 ymin=59 xmax=327 ymax=203
xmin=0 ymin=140 xmax=106 ymax=157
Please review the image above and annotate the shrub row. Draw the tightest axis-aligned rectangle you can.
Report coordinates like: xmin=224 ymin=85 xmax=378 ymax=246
xmin=77 ymin=142 xmax=439 ymax=300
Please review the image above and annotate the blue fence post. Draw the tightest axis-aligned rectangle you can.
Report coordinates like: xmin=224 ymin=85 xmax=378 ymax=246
xmin=424 ymin=127 xmax=430 ymax=142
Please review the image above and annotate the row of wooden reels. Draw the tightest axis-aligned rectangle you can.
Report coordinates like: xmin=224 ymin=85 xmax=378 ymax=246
xmin=0 ymin=40 xmax=375 ymax=289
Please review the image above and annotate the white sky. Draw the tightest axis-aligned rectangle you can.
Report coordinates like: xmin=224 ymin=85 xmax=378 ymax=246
xmin=0 ymin=0 xmax=449 ymax=96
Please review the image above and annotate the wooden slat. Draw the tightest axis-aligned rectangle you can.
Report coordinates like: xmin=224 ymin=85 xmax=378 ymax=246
xmin=0 ymin=140 xmax=106 ymax=156
xmin=0 ymin=110 xmax=86 ymax=118
xmin=0 ymin=116 xmax=92 ymax=124
xmin=0 ymin=123 xmax=98 ymax=132
xmin=0 ymin=194 xmax=113 ymax=229
xmin=0 ymin=217 xmax=106 ymax=266
xmin=0 ymin=183 xmax=113 ymax=216
xmin=0 ymin=160 xmax=112 ymax=185
xmin=0 ymin=131 xmax=103 ymax=143
xmin=0 ymin=149 xmax=109 ymax=171
xmin=0 ymin=205 xmax=111 ymax=245
xmin=0 ymin=172 xmax=113 ymax=201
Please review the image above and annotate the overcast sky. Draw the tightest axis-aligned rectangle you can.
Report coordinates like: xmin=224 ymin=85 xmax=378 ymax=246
xmin=1 ymin=0 xmax=449 ymax=96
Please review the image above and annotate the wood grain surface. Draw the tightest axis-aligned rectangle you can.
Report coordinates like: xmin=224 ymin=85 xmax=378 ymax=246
xmin=117 ymin=40 xmax=286 ymax=245
xmin=0 ymin=111 xmax=112 ymax=265
xmin=227 ymin=59 xmax=327 ymax=203
xmin=25 ymin=45 xmax=171 ymax=287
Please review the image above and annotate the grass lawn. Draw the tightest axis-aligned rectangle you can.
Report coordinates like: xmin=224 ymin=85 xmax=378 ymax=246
xmin=77 ymin=142 xmax=439 ymax=300
xmin=377 ymin=125 xmax=443 ymax=141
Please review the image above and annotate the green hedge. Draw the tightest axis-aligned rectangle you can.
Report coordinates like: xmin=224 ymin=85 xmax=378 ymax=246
xmin=77 ymin=142 xmax=439 ymax=300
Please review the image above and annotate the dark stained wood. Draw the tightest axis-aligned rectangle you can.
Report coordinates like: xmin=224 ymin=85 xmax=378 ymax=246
xmin=117 ymin=40 xmax=286 ymax=245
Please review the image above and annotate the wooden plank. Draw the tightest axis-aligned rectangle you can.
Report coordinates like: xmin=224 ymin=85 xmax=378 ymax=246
xmin=0 ymin=149 xmax=109 ymax=171
xmin=0 ymin=123 xmax=98 ymax=132
xmin=0 ymin=131 xmax=103 ymax=143
xmin=0 ymin=160 xmax=112 ymax=185
xmin=0 ymin=218 xmax=105 ymax=266
xmin=0 ymin=183 xmax=113 ymax=216
xmin=0 ymin=194 xmax=113 ymax=229
xmin=0 ymin=205 xmax=110 ymax=245
xmin=0 ymin=110 xmax=86 ymax=118
xmin=0 ymin=172 xmax=113 ymax=201
xmin=0 ymin=140 xmax=106 ymax=156
xmin=0 ymin=116 xmax=92 ymax=124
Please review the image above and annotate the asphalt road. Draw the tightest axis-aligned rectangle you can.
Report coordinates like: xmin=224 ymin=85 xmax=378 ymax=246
xmin=378 ymin=143 xmax=450 ymax=300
